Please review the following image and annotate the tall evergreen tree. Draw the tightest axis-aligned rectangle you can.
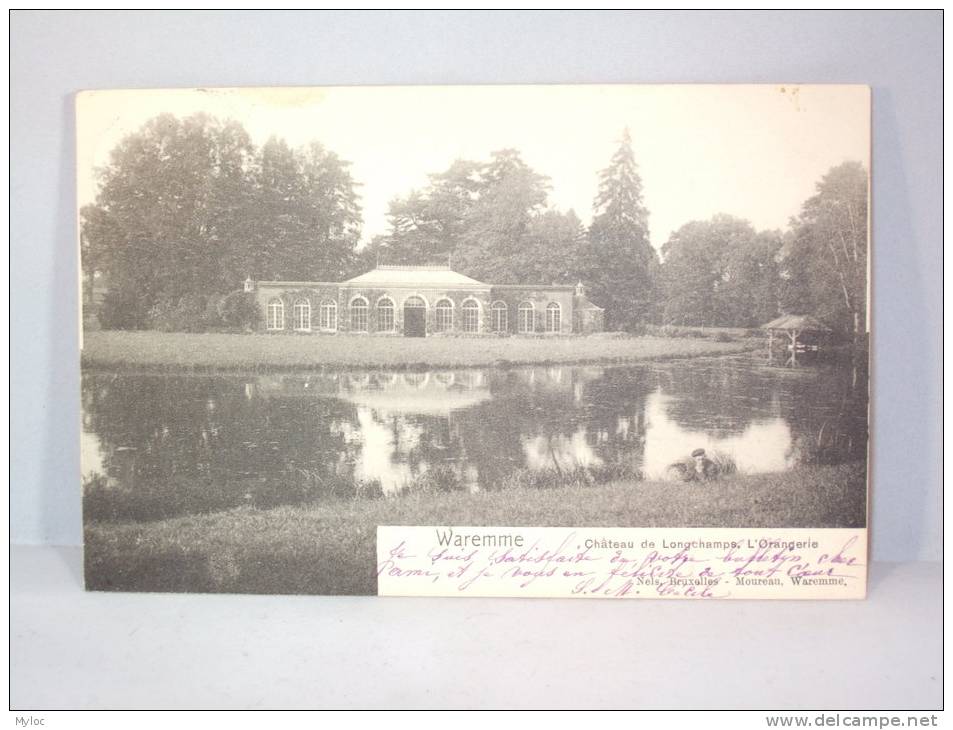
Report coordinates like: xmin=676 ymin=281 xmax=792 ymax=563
xmin=586 ymin=129 xmax=658 ymax=330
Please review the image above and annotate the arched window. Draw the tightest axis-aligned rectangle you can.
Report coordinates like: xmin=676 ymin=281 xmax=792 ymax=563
xmin=319 ymin=300 xmax=337 ymax=331
xmin=518 ymin=301 xmax=535 ymax=334
xmin=462 ymin=299 xmax=480 ymax=333
xmin=404 ymin=372 xmax=429 ymax=388
xmin=348 ymin=373 xmax=371 ymax=389
xmin=377 ymin=297 xmax=395 ymax=332
xmin=350 ymin=297 xmax=368 ymax=332
xmin=435 ymin=299 xmax=453 ymax=332
xmin=267 ymin=298 xmax=284 ymax=330
xmin=490 ymin=301 xmax=508 ymax=333
xmin=293 ymin=299 xmax=311 ymax=331
xmin=434 ymin=371 xmax=456 ymax=387
xmin=546 ymin=302 xmax=561 ymax=333
xmin=459 ymin=370 xmax=485 ymax=388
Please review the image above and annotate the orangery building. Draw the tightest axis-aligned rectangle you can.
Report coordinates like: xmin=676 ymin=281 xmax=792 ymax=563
xmin=246 ymin=265 xmax=604 ymax=337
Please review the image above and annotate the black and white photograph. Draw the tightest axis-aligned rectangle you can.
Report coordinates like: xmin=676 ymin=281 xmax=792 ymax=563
xmin=77 ymin=84 xmax=871 ymax=596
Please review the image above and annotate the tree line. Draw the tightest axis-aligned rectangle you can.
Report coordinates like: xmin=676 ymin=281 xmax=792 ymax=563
xmin=82 ymin=114 xmax=361 ymax=329
xmin=82 ymin=113 xmax=867 ymax=339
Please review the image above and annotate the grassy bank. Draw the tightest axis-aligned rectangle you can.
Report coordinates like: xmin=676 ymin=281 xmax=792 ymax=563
xmin=80 ymin=330 xmax=759 ymax=372
xmin=84 ymin=462 xmax=866 ymax=595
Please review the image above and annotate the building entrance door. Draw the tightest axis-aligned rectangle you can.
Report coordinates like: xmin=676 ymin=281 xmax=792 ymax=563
xmin=403 ymin=298 xmax=426 ymax=337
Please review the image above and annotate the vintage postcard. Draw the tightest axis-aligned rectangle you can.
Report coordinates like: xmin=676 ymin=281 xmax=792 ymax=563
xmin=78 ymin=85 xmax=870 ymax=598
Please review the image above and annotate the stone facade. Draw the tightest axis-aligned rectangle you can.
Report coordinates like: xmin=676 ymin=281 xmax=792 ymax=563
xmin=249 ymin=266 xmax=604 ymax=336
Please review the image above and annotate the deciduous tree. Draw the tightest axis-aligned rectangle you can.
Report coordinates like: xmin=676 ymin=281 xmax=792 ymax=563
xmin=519 ymin=209 xmax=588 ymax=284
xmin=781 ymin=161 xmax=868 ymax=341
xmin=659 ymin=215 xmax=782 ymax=327
xmin=82 ymin=114 xmax=361 ymax=329
xmin=84 ymin=114 xmax=254 ymax=327
xmin=454 ymin=149 xmax=550 ymax=282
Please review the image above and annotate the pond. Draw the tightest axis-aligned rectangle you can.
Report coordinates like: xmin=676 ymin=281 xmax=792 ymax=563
xmin=81 ymin=355 xmax=868 ymax=524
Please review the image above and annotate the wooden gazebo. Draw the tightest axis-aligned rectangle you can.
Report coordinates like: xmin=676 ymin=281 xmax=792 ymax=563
xmin=761 ymin=314 xmax=832 ymax=355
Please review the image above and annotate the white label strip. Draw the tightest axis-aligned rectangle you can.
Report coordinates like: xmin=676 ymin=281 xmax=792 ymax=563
xmin=377 ymin=527 xmax=867 ymax=599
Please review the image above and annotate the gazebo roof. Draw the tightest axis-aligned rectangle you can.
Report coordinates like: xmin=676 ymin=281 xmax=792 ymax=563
xmin=761 ymin=314 xmax=832 ymax=332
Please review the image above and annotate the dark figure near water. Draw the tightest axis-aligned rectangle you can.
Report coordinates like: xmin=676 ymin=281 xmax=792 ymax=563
xmin=690 ymin=448 xmax=718 ymax=481
xmin=668 ymin=448 xmax=719 ymax=483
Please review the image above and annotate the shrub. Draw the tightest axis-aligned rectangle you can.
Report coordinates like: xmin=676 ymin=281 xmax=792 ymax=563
xmin=589 ymin=331 xmax=629 ymax=339
xmin=218 ymin=290 xmax=261 ymax=330
xmin=710 ymin=452 xmax=738 ymax=475
xmin=403 ymin=465 xmax=463 ymax=494
xmin=150 ymin=294 xmax=222 ymax=333
xmin=98 ymin=287 xmax=151 ymax=330
xmin=653 ymin=324 xmax=680 ymax=338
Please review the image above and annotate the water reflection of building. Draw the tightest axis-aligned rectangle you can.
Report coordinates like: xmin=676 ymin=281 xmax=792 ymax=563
xmin=82 ymin=360 xmax=860 ymax=520
xmin=253 ymin=371 xmax=492 ymax=416
xmin=248 ymin=365 xmax=632 ymax=493
xmin=254 ymin=369 xmax=495 ymax=494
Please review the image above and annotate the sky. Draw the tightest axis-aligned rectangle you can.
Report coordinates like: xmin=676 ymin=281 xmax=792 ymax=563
xmin=77 ymin=84 xmax=870 ymax=252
